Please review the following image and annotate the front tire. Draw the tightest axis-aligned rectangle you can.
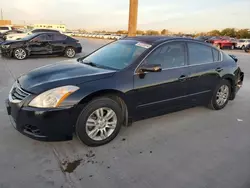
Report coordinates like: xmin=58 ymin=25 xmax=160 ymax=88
xmin=13 ymin=48 xmax=27 ymax=60
xmin=208 ymin=80 xmax=231 ymax=110
xmin=64 ymin=47 xmax=76 ymax=58
xmin=75 ymin=97 xmax=123 ymax=146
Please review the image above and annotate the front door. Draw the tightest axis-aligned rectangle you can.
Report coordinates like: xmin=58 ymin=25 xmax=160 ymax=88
xmin=133 ymin=41 xmax=190 ymax=113
xmin=28 ymin=34 xmax=52 ymax=55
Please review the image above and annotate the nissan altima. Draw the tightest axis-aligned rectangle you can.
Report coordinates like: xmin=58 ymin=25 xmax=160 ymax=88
xmin=5 ymin=36 xmax=244 ymax=146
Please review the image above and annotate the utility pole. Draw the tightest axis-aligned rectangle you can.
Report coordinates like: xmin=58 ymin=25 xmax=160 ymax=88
xmin=1 ymin=9 xmax=3 ymax=20
xmin=128 ymin=0 xmax=138 ymax=37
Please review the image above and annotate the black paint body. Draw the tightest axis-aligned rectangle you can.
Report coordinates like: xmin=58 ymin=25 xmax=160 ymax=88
xmin=0 ymin=32 xmax=82 ymax=58
xmin=5 ymin=36 xmax=244 ymax=141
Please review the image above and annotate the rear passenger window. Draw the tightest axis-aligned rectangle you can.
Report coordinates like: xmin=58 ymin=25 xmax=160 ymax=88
xmin=53 ymin=34 xmax=67 ymax=41
xmin=212 ymin=48 xmax=221 ymax=62
xmin=188 ymin=43 xmax=213 ymax=65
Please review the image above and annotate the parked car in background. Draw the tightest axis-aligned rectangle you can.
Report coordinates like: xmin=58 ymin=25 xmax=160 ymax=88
xmin=5 ymin=29 xmax=60 ymax=41
xmin=245 ymin=44 xmax=250 ymax=53
xmin=1 ymin=30 xmax=24 ymax=40
xmin=0 ymin=26 xmax=14 ymax=33
xmin=5 ymin=36 xmax=244 ymax=146
xmin=208 ymin=36 xmax=237 ymax=49
xmin=0 ymin=32 xmax=82 ymax=59
xmin=63 ymin=31 xmax=74 ymax=37
xmin=195 ymin=36 xmax=212 ymax=42
xmin=236 ymin=39 xmax=250 ymax=50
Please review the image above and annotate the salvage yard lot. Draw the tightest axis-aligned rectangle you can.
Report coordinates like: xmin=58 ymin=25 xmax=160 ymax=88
xmin=0 ymin=38 xmax=250 ymax=188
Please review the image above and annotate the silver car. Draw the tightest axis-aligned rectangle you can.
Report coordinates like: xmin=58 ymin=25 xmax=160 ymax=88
xmin=236 ymin=39 xmax=250 ymax=49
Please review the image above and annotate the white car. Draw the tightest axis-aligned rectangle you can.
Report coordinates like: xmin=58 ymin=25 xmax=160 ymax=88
xmin=0 ymin=26 xmax=14 ymax=33
xmin=5 ymin=29 xmax=61 ymax=40
xmin=236 ymin=39 xmax=250 ymax=49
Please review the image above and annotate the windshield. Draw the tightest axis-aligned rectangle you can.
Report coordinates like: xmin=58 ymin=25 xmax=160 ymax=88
xmin=80 ymin=40 xmax=150 ymax=70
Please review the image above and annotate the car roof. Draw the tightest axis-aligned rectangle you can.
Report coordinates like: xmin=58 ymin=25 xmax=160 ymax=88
xmin=121 ymin=36 xmax=194 ymax=45
xmin=34 ymin=32 xmax=63 ymax=35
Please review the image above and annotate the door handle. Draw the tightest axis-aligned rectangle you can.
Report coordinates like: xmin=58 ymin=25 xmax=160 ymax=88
xmin=215 ymin=67 xmax=223 ymax=72
xmin=178 ymin=75 xmax=187 ymax=81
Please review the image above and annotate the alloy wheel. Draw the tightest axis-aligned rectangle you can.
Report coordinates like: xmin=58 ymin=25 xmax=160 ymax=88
xmin=85 ymin=107 xmax=117 ymax=141
xmin=66 ymin=48 xmax=75 ymax=58
xmin=216 ymin=85 xmax=229 ymax=106
xmin=14 ymin=48 xmax=26 ymax=60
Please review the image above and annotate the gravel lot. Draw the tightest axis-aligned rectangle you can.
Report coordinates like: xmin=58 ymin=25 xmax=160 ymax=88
xmin=0 ymin=38 xmax=250 ymax=188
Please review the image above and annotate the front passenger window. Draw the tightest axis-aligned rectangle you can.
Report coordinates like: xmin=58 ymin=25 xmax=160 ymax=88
xmin=143 ymin=42 xmax=186 ymax=69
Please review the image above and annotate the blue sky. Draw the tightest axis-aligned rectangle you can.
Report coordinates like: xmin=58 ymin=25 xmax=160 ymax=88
xmin=1 ymin=0 xmax=250 ymax=32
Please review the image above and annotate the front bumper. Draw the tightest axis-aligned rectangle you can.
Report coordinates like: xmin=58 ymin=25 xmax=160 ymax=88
xmin=0 ymin=48 xmax=12 ymax=57
xmin=5 ymin=99 xmax=75 ymax=141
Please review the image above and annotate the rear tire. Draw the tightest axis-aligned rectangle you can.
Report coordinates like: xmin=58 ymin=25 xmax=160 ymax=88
xmin=64 ymin=47 xmax=76 ymax=58
xmin=242 ymin=45 xmax=245 ymax=50
xmin=75 ymin=97 xmax=123 ymax=147
xmin=208 ymin=80 xmax=231 ymax=110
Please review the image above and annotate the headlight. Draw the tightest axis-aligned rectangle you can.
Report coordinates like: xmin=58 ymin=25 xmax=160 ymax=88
xmin=29 ymin=85 xmax=79 ymax=108
xmin=2 ymin=45 xmax=10 ymax=48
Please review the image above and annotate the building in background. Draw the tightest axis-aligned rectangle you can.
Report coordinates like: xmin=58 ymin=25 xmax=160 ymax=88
xmin=0 ymin=20 xmax=11 ymax=26
xmin=33 ymin=24 xmax=66 ymax=32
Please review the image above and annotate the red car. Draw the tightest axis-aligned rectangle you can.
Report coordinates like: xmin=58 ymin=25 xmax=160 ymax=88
xmin=208 ymin=36 xmax=237 ymax=49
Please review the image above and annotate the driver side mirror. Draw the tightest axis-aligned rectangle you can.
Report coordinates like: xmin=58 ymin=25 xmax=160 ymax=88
xmin=138 ymin=64 xmax=162 ymax=73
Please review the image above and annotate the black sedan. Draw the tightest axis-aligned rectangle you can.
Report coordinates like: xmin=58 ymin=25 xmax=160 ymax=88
xmin=0 ymin=32 xmax=82 ymax=59
xmin=245 ymin=44 xmax=250 ymax=53
xmin=6 ymin=36 xmax=244 ymax=146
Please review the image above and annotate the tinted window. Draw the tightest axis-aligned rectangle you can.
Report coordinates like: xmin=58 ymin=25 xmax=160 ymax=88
xmin=53 ymin=34 xmax=67 ymax=40
xmin=188 ymin=43 xmax=213 ymax=65
xmin=239 ymin=40 xmax=245 ymax=42
xmin=144 ymin=42 xmax=186 ymax=69
xmin=212 ymin=48 xmax=221 ymax=62
xmin=33 ymin=34 xmax=50 ymax=41
xmin=0 ymin=27 xmax=9 ymax=30
xmin=81 ymin=40 xmax=148 ymax=70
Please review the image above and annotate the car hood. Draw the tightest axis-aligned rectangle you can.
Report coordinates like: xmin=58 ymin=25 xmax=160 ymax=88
xmin=18 ymin=59 xmax=116 ymax=94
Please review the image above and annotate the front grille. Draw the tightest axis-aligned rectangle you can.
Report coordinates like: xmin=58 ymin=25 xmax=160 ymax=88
xmin=10 ymin=83 xmax=30 ymax=102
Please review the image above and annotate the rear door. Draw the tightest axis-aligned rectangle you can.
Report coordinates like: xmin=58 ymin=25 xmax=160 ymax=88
xmin=186 ymin=41 xmax=222 ymax=101
xmin=49 ymin=33 xmax=67 ymax=54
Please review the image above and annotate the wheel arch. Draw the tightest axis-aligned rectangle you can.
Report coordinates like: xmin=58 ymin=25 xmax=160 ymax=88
xmin=77 ymin=89 xmax=129 ymax=126
xmin=221 ymin=74 xmax=236 ymax=100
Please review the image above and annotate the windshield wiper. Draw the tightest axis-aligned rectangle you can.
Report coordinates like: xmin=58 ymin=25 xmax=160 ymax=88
xmin=78 ymin=59 xmax=97 ymax=67
xmin=83 ymin=61 xmax=97 ymax=67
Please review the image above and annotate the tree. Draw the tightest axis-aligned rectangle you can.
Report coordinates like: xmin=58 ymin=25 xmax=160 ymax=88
xmin=136 ymin=30 xmax=144 ymax=35
xmin=117 ymin=30 xmax=128 ymax=34
xmin=145 ymin=30 xmax=159 ymax=35
xmin=207 ymin=30 xmax=221 ymax=36
xmin=221 ymin=28 xmax=236 ymax=37
xmin=161 ymin=29 xmax=169 ymax=35
xmin=236 ymin=29 xmax=250 ymax=39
